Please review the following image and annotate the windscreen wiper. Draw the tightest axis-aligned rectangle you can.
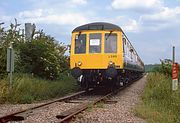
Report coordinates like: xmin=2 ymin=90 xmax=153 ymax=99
xmin=78 ymin=31 xmax=81 ymax=38
xmin=105 ymin=30 xmax=113 ymax=40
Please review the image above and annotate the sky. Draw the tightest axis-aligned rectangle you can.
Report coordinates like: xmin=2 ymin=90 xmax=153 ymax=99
xmin=0 ymin=0 xmax=180 ymax=64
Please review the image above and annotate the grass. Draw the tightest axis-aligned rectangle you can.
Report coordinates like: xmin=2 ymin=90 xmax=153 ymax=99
xmin=135 ymin=73 xmax=180 ymax=123
xmin=0 ymin=73 xmax=79 ymax=104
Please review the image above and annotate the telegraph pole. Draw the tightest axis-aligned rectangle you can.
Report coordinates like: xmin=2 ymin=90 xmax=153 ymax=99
xmin=172 ymin=46 xmax=175 ymax=63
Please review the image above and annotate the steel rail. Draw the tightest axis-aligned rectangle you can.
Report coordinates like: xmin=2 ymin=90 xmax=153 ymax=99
xmin=57 ymin=91 xmax=113 ymax=123
xmin=0 ymin=89 xmax=92 ymax=123
xmin=57 ymin=75 xmax=145 ymax=123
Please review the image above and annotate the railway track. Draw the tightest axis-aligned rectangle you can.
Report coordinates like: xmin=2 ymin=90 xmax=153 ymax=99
xmin=0 ymin=89 xmax=91 ymax=123
xmin=57 ymin=91 xmax=114 ymax=123
xmin=57 ymin=76 xmax=144 ymax=123
xmin=0 ymin=76 xmax=144 ymax=123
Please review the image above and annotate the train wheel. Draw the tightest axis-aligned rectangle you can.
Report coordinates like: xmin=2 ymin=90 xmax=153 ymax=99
xmin=116 ymin=76 xmax=124 ymax=87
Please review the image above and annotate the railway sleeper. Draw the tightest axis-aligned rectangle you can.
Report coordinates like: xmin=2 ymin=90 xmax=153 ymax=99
xmin=56 ymin=102 xmax=89 ymax=119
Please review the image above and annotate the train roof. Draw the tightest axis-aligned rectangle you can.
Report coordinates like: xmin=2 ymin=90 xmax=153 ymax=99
xmin=72 ymin=22 xmax=122 ymax=32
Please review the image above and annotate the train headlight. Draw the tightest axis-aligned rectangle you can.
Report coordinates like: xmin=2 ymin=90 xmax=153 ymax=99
xmin=78 ymin=61 xmax=82 ymax=66
xmin=109 ymin=61 xmax=114 ymax=65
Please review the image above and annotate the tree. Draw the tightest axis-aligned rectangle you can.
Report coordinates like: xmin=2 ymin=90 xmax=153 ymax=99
xmin=0 ymin=19 xmax=69 ymax=80
xmin=0 ymin=19 xmax=23 ymax=79
xmin=16 ymin=29 xmax=68 ymax=80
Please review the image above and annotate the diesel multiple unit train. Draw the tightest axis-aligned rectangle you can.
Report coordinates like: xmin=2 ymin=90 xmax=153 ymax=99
xmin=70 ymin=22 xmax=144 ymax=90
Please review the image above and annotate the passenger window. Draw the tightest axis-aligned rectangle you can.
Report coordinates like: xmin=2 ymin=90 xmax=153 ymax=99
xmin=105 ymin=33 xmax=117 ymax=53
xmin=74 ymin=34 xmax=86 ymax=54
xmin=89 ymin=33 xmax=101 ymax=53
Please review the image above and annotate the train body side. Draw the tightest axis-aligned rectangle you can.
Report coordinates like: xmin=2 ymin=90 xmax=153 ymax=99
xmin=122 ymin=33 xmax=144 ymax=72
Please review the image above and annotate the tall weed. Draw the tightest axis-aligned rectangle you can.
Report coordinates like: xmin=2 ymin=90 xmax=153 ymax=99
xmin=0 ymin=73 xmax=78 ymax=103
xmin=135 ymin=73 xmax=180 ymax=123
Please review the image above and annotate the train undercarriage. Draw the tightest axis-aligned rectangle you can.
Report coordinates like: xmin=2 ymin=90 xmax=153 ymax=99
xmin=72 ymin=67 xmax=143 ymax=90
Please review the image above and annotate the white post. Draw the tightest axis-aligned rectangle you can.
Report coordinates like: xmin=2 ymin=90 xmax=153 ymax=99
xmin=172 ymin=46 xmax=178 ymax=91
xmin=7 ymin=42 xmax=14 ymax=92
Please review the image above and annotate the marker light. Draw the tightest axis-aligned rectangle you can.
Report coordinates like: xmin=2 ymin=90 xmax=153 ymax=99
xmin=109 ymin=61 xmax=114 ymax=65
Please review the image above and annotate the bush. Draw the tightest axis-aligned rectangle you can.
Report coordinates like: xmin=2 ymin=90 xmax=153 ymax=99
xmin=153 ymin=62 xmax=172 ymax=76
xmin=16 ymin=36 xmax=68 ymax=80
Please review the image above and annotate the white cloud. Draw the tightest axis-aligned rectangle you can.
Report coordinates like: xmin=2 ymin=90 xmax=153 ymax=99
xmin=122 ymin=19 xmax=139 ymax=32
xmin=111 ymin=0 xmax=163 ymax=12
xmin=1 ymin=8 xmax=89 ymax=27
xmin=34 ymin=13 xmax=88 ymax=25
xmin=110 ymin=6 xmax=180 ymax=32
xmin=0 ymin=15 xmax=12 ymax=22
xmin=140 ymin=7 xmax=180 ymax=31
xmin=18 ymin=9 xmax=88 ymax=26
xmin=108 ymin=16 xmax=140 ymax=32
xmin=15 ymin=0 xmax=89 ymax=26
xmin=19 ymin=9 xmax=44 ymax=18
xmin=28 ymin=0 xmax=87 ymax=10
xmin=141 ymin=7 xmax=180 ymax=22
xmin=111 ymin=0 xmax=180 ymax=31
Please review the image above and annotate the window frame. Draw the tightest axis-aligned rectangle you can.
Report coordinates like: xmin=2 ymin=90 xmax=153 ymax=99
xmin=89 ymin=33 xmax=102 ymax=54
xmin=74 ymin=34 xmax=87 ymax=54
xmin=104 ymin=33 xmax=118 ymax=53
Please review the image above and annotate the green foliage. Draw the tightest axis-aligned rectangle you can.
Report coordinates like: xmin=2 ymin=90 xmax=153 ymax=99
xmin=0 ymin=73 xmax=78 ymax=104
xmin=135 ymin=73 xmax=180 ymax=123
xmin=0 ymin=79 xmax=9 ymax=102
xmin=153 ymin=63 xmax=172 ymax=76
xmin=0 ymin=19 xmax=24 ymax=79
xmin=16 ymin=33 xmax=68 ymax=80
xmin=145 ymin=64 xmax=160 ymax=72
xmin=0 ymin=19 xmax=69 ymax=80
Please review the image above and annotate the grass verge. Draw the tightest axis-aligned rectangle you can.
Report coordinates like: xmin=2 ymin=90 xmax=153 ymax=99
xmin=135 ymin=73 xmax=180 ymax=123
xmin=0 ymin=73 xmax=79 ymax=104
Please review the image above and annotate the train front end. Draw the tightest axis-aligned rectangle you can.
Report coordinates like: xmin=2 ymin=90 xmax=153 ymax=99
xmin=70 ymin=22 xmax=124 ymax=89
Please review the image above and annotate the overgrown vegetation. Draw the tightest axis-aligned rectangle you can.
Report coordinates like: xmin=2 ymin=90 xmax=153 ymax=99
xmin=145 ymin=64 xmax=160 ymax=72
xmin=0 ymin=74 xmax=78 ymax=103
xmin=135 ymin=62 xmax=180 ymax=123
xmin=0 ymin=19 xmax=76 ymax=103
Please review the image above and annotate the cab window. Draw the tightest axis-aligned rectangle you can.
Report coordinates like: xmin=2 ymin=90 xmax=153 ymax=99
xmin=74 ymin=34 xmax=86 ymax=54
xmin=105 ymin=33 xmax=117 ymax=53
xmin=89 ymin=33 xmax=101 ymax=53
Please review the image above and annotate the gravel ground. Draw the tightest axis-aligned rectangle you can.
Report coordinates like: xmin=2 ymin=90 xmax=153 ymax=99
xmin=0 ymin=75 xmax=147 ymax=123
xmin=0 ymin=93 xmax=104 ymax=123
xmin=0 ymin=103 xmax=44 ymax=117
xmin=74 ymin=75 xmax=147 ymax=123
xmin=0 ymin=102 xmax=80 ymax=123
